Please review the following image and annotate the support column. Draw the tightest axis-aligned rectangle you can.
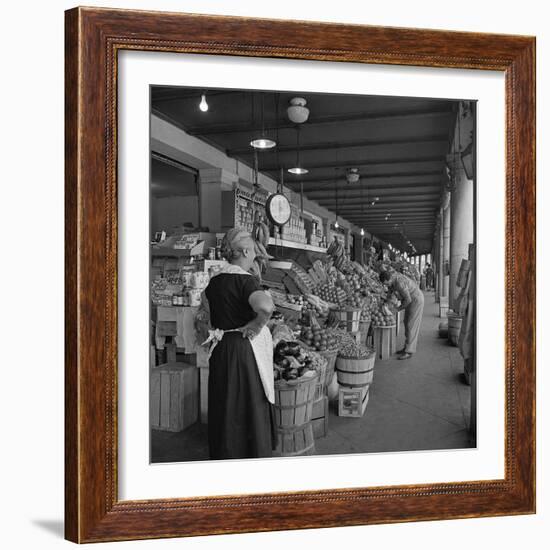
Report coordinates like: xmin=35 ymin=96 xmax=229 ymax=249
xmin=433 ymin=220 xmax=440 ymax=302
xmin=198 ymin=168 xmax=238 ymax=233
xmin=448 ymin=164 xmax=474 ymax=310
xmin=441 ymin=194 xmax=451 ymax=300
xmin=448 ymin=100 xmax=475 ymax=310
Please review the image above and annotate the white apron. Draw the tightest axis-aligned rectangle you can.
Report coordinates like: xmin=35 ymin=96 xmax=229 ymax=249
xmin=201 ymin=265 xmax=275 ymax=404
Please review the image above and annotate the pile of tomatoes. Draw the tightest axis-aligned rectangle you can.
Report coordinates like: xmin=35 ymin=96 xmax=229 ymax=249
xmin=300 ymin=326 xmax=339 ymax=352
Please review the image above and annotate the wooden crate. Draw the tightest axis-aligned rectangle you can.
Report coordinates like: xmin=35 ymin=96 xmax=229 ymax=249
xmin=311 ymin=396 xmax=329 ymax=438
xmin=150 ymin=362 xmax=199 ymax=432
xmin=372 ymin=325 xmax=397 ymax=360
xmin=338 ymin=385 xmax=369 ymax=418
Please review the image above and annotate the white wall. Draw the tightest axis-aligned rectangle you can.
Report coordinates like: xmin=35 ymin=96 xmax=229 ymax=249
xmin=1 ymin=2 xmax=547 ymax=550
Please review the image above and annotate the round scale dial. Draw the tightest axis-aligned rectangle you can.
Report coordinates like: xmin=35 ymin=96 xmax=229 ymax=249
xmin=265 ymin=193 xmax=291 ymax=226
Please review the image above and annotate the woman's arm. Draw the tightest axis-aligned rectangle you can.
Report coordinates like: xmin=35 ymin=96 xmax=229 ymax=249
xmin=240 ymin=290 xmax=274 ymax=339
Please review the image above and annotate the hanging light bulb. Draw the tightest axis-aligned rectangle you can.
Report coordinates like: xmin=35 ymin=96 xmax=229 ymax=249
xmin=288 ymin=166 xmax=308 ymax=175
xmin=360 ymin=228 xmax=365 ymax=236
xmin=250 ymin=93 xmax=276 ymax=149
xmin=199 ymin=93 xmax=209 ymax=112
xmin=288 ymin=126 xmax=308 ymax=174
xmin=334 ymin=219 xmax=339 ymax=229
xmin=250 ymin=137 xmax=277 ymax=149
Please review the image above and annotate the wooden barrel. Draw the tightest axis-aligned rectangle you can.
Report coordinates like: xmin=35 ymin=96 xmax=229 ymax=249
xmin=448 ymin=314 xmax=463 ymax=346
xmin=334 ymin=307 xmax=362 ymax=332
xmin=335 ymin=352 xmax=375 ymax=388
xmin=372 ymin=325 xmax=397 ymax=360
xmin=273 ymin=374 xmax=318 ymax=428
xmin=274 ymin=423 xmax=315 ymax=457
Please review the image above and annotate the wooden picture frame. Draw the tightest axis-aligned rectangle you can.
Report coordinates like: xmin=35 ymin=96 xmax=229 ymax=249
xmin=65 ymin=6 xmax=536 ymax=543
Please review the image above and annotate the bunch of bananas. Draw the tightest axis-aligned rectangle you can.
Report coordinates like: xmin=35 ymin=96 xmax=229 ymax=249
xmin=252 ymin=218 xmax=271 ymax=274
xmin=253 ymin=218 xmax=270 ymax=247
xmin=327 ymin=237 xmax=348 ymax=271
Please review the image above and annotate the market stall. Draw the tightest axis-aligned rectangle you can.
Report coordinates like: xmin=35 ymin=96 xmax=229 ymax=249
xmin=148 ymin=201 xmax=429 ymax=458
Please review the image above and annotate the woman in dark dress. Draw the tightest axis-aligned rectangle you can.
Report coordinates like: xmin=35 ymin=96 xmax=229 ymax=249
xmin=204 ymin=229 xmax=276 ymax=459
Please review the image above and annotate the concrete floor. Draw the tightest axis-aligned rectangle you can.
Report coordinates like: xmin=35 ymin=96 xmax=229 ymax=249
xmin=151 ymin=291 xmax=474 ymax=463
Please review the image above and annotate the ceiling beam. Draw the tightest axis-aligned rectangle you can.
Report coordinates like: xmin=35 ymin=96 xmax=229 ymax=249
xmin=344 ymin=215 xmax=436 ymax=220
xmin=228 ymin=133 xmax=449 ymax=156
xmin=261 ymin=155 xmax=444 ymax=172
xmin=183 ymin=107 xmax=454 ymax=136
xmin=308 ymin=190 xmax=440 ymax=200
xmin=350 ymin=222 xmax=435 ymax=227
xmin=288 ymin=180 xmax=443 ymax=194
xmin=359 ymin=226 xmax=435 ymax=231
xmin=284 ymin=170 xmax=443 ymax=187
xmin=324 ymin=202 xmax=438 ymax=210
xmin=359 ymin=220 xmax=435 ymax=224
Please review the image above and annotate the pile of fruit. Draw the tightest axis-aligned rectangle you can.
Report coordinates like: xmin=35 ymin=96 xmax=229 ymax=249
xmin=346 ymin=291 xmax=366 ymax=309
xmin=299 ymin=326 xmax=340 ymax=352
xmin=371 ymin=305 xmax=396 ymax=327
xmin=316 ymin=282 xmax=347 ymax=305
xmin=273 ymin=340 xmax=325 ymax=383
xmin=302 ymin=294 xmax=330 ymax=317
xmin=343 ymin=271 xmax=363 ymax=292
xmin=286 ymin=295 xmax=305 ymax=307
xmin=359 ymin=294 xmax=380 ymax=322
xmin=338 ymin=341 xmax=374 ymax=360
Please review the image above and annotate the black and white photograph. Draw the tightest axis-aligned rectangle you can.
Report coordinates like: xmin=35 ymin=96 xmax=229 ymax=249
xmin=149 ymin=86 xmax=476 ymax=463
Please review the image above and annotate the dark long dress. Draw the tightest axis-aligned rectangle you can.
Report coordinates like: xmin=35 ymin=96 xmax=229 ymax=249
xmin=205 ymin=273 xmax=276 ymax=459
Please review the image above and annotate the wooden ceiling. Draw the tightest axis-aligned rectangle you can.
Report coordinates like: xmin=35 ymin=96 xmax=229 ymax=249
xmin=152 ymin=87 xmax=458 ymax=254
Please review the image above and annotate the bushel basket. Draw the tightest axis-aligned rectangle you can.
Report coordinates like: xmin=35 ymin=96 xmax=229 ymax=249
xmin=336 ymin=352 xmax=375 ymax=388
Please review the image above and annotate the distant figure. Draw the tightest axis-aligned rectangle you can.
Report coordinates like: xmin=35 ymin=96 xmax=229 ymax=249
xmin=424 ymin=263 xmax=434 ymax=291
xmin=380 ymin=270 xmax=425 ymax=360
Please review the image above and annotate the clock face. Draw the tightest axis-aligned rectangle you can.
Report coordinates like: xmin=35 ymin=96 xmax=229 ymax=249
xmin=266 ymin=194 xmax=291 ymax=226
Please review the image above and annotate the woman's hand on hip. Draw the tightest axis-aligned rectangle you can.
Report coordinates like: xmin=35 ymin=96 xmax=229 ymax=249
xmin=239 ymin=322 xmax=261 ymax=339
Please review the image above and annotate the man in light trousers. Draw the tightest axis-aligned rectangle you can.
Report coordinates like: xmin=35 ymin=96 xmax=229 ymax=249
xmin=380 ymin=270 xmax=425 ymax=360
